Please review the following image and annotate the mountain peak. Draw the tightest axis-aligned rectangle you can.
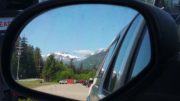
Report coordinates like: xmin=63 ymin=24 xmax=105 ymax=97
xmin=42 ymin=48 xmax=107 ymax=62
xmin=95 ymin=48 xmax=107 ymax=54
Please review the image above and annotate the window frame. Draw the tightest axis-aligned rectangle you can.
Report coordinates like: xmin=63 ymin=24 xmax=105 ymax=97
xmin=92 ymin=24 xmax=129 ymax=99
xmin=94 ymin=39 xmax=119 ymax=87
xmin=125 ymin=26 xmax=151 ymax=82
xmin=98 ymin=24 xmax=131 ymax=96
xmin=102 ymin=14 xmax=146 ymax=94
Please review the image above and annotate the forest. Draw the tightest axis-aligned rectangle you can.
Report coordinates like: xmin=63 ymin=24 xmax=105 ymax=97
xmin=11 ymin=37 xmax=96 ymax=82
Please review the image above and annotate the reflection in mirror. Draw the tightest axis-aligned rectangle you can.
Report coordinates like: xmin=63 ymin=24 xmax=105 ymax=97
xmin=11 ymin=4 xmax=139 ymax=100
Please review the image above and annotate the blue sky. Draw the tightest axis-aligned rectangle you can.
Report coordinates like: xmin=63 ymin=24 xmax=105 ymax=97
xmin=20 ymin=4 xmax=137 ymax=56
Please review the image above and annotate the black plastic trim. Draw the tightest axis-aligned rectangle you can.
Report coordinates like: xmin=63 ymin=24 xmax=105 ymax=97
xmin=1 ymin=0 xmax=178 ymax=101
xmin=102 ymin=13 xmax=139 ymax=94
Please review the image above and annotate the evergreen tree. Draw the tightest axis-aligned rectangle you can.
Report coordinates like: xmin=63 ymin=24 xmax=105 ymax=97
xmin=70 ymin=58 xmax=76 ymax=73
xmin=17 ymin=37 xmax=37 ymax=79
xmin=60 ymin=59 xmax=63 ymax=65
xmin=34 ymin=47 xmax=43 ymax=78
xmin=76 ymin=62 xmax=84 ymax=74
xmin=42 ymin=55 xmax=57 ymax=81
xmin=19 ymin=37 xmax=28 ymax=79
xmin=11 ymin=37 xmax=44 ymax=79
xmin=26 ymin=45 xmax=36 ymax=78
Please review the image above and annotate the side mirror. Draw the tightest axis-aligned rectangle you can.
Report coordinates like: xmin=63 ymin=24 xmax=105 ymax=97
xmin=1 ymin=0 xmax=179 ymax=101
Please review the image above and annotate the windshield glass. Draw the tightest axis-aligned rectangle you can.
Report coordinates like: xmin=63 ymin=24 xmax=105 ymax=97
xmin=140 ymin=0 xmax=155 ymax=5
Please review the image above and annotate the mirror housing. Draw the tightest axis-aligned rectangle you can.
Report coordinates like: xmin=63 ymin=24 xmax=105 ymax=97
xmin=1 ymin=0 xmax=178 ymax=101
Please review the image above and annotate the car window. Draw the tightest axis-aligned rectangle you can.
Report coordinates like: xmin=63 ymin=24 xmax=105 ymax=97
xmin=130 ymin=28 xmax=151 ymax=79
xmin=104 ymin=15 xmax=145 ymax=92
xmin=140 ymin=0 xmax=155 ymax=5
xmin=172 ymin=0 xmax=180 ymax=5
xmin=95 ymin=40 xmax=118 ymax=86
xmin=95 ymin=25 xmax=130 ymax=87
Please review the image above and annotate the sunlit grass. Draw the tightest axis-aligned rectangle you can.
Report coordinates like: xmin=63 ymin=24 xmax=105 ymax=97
xmin=16 ymin=79 xmax=57 ymax=88
xmin=18 ymin=98 xmax=38 ymax=101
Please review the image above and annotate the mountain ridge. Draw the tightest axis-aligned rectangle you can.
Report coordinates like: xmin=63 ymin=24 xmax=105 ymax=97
xmin=42 ymin=49 xmax=107 ymax=69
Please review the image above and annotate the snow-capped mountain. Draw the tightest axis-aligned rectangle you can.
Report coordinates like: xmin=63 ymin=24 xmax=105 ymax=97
xmin=95 ymin=48 xmax=108 ymax=54
xmin=42 ymin=52 xmax=82 ymax=62
xmin=54 ymin=52 xmax=81 ymax=61
xmin=42 ymin=48 xmax=108 ymax=67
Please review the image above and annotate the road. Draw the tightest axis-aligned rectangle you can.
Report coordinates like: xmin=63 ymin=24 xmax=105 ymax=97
xmin=33 ymin=84 xmax=89 ymax=101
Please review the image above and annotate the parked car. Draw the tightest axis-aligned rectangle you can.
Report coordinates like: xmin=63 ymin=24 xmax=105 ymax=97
xmin=87 ymin=78 xmax=94 ymax=87
xmin=83 ymin=80 xmax=89 ymax=86
xmin=66 ymin=79 xmax=75 ymax=84
xmin=59 ymin=80 xmax=67 ymax=84
xmin=78 ymin=80 xmax=85 ymax=84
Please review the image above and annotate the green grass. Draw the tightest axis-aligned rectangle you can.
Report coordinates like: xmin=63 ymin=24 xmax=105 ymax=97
xmin=18 ymin=98 xmax=39 ymax=101
xmin=17 ymin=79 xmax=57 ymax=88
xmin=16 ymin=79 xmax=57 ymax=101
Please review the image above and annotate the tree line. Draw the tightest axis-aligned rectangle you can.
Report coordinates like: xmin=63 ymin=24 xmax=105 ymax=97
xmin=11 ymin=37 xmax=43 ymax=79
xmin=43 ymin=55 xmax=96 ymax=82
xmin=11 ymin=37 xmax=96 ymax=82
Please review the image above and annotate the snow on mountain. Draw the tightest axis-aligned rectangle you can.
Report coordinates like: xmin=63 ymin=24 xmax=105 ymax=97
xmin=42 ymin=48 xmax=107 ymax=63
xmin=42 ymin=52 xmax=82 ymax=62
xmin=94 ymin=48 xmax=107 ymax=54
xmin=54 ymin=52 xmax=80 ymax=59
xmin=72 ymin=50 xmax=95 ymax=58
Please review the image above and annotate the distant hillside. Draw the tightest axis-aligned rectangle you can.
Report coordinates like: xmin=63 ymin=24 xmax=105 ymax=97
xmin=76 ymin=50 xmax=107 ymax=69
xmin=42 ymin=49 xmax=108 ymax=70
xmin=42 ymin=52 xmax=82 ymax=63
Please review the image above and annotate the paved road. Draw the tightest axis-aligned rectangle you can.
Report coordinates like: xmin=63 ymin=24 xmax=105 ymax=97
xmin=34 ymin=84 xmax=89 ymax=101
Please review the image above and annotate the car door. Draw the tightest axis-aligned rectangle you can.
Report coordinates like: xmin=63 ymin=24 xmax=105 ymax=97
xmin=102 ymin=14 xmax=150 ymax=95
xmin=88 ymin=17 xmax=134 ymax=101
xmin=88 ymin=13 xmax=147 ymax=100
xmin=89 ymin=29 xmax=123 ymax=101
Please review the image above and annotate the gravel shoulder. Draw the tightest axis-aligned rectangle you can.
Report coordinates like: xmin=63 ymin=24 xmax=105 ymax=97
xmin=33 ymin=84 xmax=90 ymax=101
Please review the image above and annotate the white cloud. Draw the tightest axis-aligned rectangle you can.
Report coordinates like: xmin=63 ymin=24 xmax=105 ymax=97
xmin=73 ymin=50 xmax=94 ymax=57
xmin=97 ymin=48 xmax=106 ymax=52
xmin=95 ymin=48 xmax=108 ymax=54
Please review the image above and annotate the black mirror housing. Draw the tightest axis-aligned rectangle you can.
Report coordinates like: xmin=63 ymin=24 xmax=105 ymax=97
xmin=1 ymin=0 xmax=179 ymax=101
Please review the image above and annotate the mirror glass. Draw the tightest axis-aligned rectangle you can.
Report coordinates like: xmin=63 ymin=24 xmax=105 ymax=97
xmin=10 ymin=4 xmax=146 ymax=100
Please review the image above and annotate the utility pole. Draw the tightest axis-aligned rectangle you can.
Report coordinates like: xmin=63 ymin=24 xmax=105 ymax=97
xmin=16 ymin=40 xmax=23 ymax=80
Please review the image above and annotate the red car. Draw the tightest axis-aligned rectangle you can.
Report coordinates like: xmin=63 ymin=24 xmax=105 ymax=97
xmin=78 ymin=80 xmax=85 ymax=84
